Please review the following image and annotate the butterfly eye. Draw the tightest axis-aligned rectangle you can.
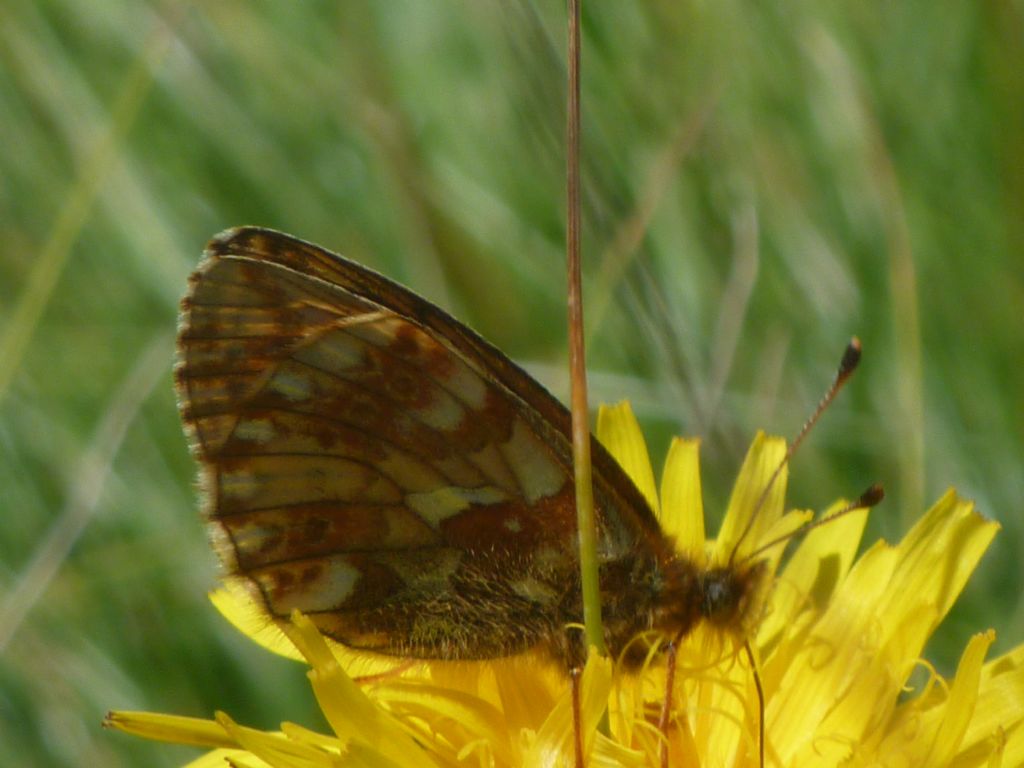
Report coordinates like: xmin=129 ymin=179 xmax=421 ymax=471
xmin=699 ymin=568 xmax=742 ymax=624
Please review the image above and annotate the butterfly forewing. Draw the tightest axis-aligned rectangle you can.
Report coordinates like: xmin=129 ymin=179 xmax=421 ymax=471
xmin=175 ymin=227 xmax=669 ymax=662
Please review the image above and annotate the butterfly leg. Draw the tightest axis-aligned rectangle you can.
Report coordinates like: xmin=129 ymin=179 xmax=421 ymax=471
xmin=657 ymin=632 xmax=685 ymax=768
xmin=744 ymin=640 xmax=765 ymax=768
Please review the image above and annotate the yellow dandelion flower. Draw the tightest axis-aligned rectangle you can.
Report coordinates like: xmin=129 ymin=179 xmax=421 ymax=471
xmin=106 ymin=402 xmax=1024 ymax=766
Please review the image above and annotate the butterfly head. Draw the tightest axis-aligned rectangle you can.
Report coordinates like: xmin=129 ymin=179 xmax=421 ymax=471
xmin=697 ymin=561 xmax=768 ymax=634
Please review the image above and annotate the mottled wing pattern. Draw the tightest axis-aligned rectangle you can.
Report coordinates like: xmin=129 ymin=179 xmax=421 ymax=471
xmin=175 ymin=227 xmax=667 ymax=661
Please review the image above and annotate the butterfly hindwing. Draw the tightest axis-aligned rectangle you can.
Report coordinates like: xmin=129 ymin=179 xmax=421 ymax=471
xmin=175 ymin=227 xmax=667 ymax=660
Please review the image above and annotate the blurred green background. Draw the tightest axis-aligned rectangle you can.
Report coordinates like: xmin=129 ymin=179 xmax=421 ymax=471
xmin=1 ymin=2 xmax=1021 ymax=765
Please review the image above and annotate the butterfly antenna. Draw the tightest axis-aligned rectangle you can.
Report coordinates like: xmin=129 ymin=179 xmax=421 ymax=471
xmin=728 ymin=337 xmax=863 ymax=565
xmin=741 ymin=483 xmax=884 ymax=564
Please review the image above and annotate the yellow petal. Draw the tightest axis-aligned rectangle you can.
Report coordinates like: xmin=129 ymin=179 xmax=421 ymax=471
xmin=182 ymin=750 xmax=260 ymax=768
xmin=280 ymin=721 xmax=345 ymax=753
xmin=589 ymin=730 xmax=648 ymax=767
xmin=757 ymin=504 xmax=869 ymax=649
xmin=917 ymin=630 xmax=993 ymax=764
xmin=282 ymin=612 xmax=438 ymax=768
xmin=210 ymin=581 xmax=304 ymax=662
xmin=753 ymin=508 xmax=813 ymax=573
xmin=766 ymin=491 xmax=999 ymax=765
xmin=841 ymin=632 xmax=996 ymax=767
xmin=596 ymin=401 xmax=659 ymax=516
xmin=715 ymin=431 xmax=787 ymax=560
xmin=777 ymin=503 xmax=869 ymax=603
xmin=369 ymin=680 xmax=513 ymax=764
xmin=486 ymin=656 xmax=563 ymax=732
xmin=103 ymin=710 xmax=235 ymax=749
xmin=659 ymin=437 xmax=703 ymax=554
xmin=215 ymin=711 xmax=331 ymax=767
xmin=880 ymin=490 xmax=999 ymax=628
xmin=969 ymin=643 xmax=1024 ymax=766
xmin=766 ymin=534 xmax=901 ymax=763
xmin=342 ymin=741 xmax=411 ymax=768
xmin=684 ymin=640 xmax=760 ymax=766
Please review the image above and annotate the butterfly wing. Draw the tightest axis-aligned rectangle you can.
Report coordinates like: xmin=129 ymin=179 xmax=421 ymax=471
xmin=176 ymin=227 xmax=668 ymax=660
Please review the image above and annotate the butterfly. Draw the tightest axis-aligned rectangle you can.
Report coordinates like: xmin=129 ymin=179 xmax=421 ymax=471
xmin=174 ymin=226 xmax=770 ymax=674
